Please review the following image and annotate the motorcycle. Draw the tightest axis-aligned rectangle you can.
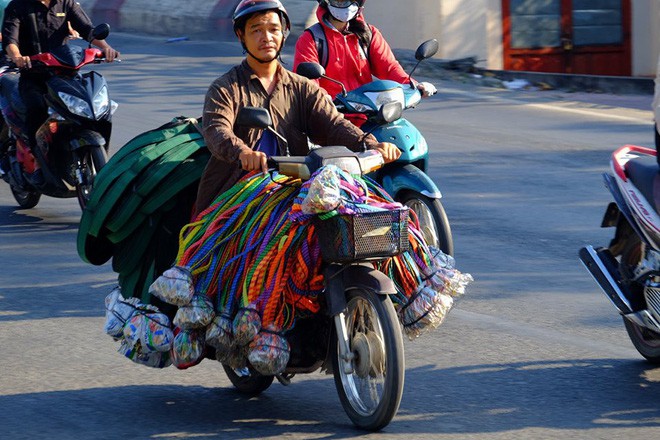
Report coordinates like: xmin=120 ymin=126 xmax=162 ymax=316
xmin=0 ymin=23 xmax=118 ymax=210
xmin=221 ymin=104 xmax=406 ymax=430
xmin=296 ymin=39 xmax=453 ymax=255
xmin=579 ymin=144 xmax=660 ymax=363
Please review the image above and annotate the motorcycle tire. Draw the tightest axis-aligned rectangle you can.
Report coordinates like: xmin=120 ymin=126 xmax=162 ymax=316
xmin=10 ymin=184 xmax=40 ymax=209
xmin=332 ymin=288 xmax=404 ymax=431
xmin=399 ymin=191 xmax=454 ymax=256
xmin=623 ymin=316 xmax=660 ymax=364
xmin=76 ymin=147 xmax=108 ymax=210
xmin=222 ymin=364 xmax=275 ymax=396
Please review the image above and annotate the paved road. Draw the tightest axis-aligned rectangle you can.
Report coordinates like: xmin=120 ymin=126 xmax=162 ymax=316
xmin=0 ymin=33 xmax=658 ymax=440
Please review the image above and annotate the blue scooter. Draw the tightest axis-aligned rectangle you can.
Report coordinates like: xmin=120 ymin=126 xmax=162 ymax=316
xmin=296 ymin=39 xmax=453 ymax=255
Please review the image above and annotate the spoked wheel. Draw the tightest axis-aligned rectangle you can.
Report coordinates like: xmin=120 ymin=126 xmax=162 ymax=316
xmin=400 ymin=191 xmax=453 ymax=256
xmin=76 ymin=147 xmax=107 ymax=210
xmin=332 ymin=288 xmax=404 ymax=431
xmin=10 ymin=184 xmax=40 ymax=209
xmin=222 ymin=364 xmax=275 ymax=396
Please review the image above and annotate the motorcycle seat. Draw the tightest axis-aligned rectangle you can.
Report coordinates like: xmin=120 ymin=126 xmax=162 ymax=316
xmin=625 ymin=156 xmax=660 ymax=212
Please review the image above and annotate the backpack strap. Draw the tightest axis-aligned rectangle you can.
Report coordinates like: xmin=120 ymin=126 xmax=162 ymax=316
xmin=306 ymin=22 xmax=329 ymax=69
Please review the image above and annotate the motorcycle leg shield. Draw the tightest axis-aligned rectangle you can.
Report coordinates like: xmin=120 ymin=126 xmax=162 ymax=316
xmin=379 ymin=164 xmax=442 ymax=200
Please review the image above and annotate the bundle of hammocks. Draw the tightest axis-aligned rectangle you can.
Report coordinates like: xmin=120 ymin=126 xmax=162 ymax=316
xmin=105 ymin=165 xmax=472 ymax=372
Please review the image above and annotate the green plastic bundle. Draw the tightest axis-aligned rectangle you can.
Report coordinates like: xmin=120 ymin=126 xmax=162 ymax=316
xmin=77 ymin=116 xmax=210 ymax=305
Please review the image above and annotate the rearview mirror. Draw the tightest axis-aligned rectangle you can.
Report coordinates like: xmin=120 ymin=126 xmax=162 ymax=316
xmin=415 ymin=39 xmax=438 ymax=61
xmin=92 ymin=23 xmax=111 ymax=41
xmin=296 ymin=62 xmax=325 ymax=80
xmin=236 ymin=106 xmax=272 ymax=129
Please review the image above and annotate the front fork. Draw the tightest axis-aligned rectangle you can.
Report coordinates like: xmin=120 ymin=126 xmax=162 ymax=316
xmin=334 ymin=313 xmax=355 ymax=374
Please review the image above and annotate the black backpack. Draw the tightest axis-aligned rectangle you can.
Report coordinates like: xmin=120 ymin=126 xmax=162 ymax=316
xmin=305 ymin=22 xmax=372 ymax=69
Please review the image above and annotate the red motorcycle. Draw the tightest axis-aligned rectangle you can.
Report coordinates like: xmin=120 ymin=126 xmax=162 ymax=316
xmin=0 ymin=24 xmax=117 ymax=209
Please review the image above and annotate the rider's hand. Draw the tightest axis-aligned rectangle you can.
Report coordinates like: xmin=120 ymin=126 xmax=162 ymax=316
xmin=239 ymin=149 xmax=268 ymax=173
xmin=373 ymin=142 xmax=401 ymax=164
xmin=102 ymin=46 xmax=120 ymax=62
xmin=12 ymin=55 xmax=31 ymax=69
xmin=417 ymin=81 xmax=437 ymax=97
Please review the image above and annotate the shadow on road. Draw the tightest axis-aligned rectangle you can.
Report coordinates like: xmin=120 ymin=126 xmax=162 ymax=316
xmin=1 ymin=359 xmax=658 ymax=438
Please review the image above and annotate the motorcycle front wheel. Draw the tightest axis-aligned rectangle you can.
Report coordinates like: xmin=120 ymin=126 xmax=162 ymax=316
xmin=10 ymin=184 xmax=40 ymax=209
xmin=332 ymin=288 xmax=404 ymax=431
xmin=400 ymin=191 xmax=453 ymax=256
xmin=76 ymin=147 xmax=108 ymax=209
xmin=623 ymin=317 xmax=660 ymax=364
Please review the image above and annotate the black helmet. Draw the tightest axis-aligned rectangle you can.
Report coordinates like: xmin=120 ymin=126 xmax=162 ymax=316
xmin=317 ymin=0 xmax=366 ymax=8
xmin=233 ymin=0 xmax=290 ymax=37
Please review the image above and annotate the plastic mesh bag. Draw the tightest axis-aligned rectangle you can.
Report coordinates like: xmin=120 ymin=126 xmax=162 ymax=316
xmin=171 ymin=329 xmax=205 ymax=369
xmin=206 ymin=314 xmax=234 ymax=355
xmin=173 ymin=294 xmax=215 ymax=329
xmin=104 ymin=287 xmax=141 ymax=339
xmin=399 ymin=286 xmax=454 ymax=340
xmin=232 ymin=307 xmax=261 ymax=346
xmin=123 ymin=308 xmax=174 ymax=353
xmin=148 ymin=266 xmax=195 ymax=306
xmin=301 ymin=166 xmax=341 ymax=214
xmin=118 ymin=338 xmax=172 ymax=368
xmin=247 ymin=328 xmax=290 ymax=376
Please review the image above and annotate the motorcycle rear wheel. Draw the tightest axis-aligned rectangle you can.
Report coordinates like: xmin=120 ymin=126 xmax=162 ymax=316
xmin=76 ymin=147 xmax=108 ymax=210
xmin=222 ymin=364 xmax=274 ymax=396
xmin=10 ymin=184 xmax=40 ymax=209
xmin=400 ymin=191 xmax=454 ymax=256
xmin=332 ymin=288 xmax=404 ymax=431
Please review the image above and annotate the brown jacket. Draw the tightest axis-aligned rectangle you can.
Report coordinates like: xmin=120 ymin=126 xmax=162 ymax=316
xmin=195 ymin=60 xmax=378 ymax=214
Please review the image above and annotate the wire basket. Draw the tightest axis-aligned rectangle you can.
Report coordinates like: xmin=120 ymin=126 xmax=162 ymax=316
xmin=315 ymin=208 xmax=409 ymax=263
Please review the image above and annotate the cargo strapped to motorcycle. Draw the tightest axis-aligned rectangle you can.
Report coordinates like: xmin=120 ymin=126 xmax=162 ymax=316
xmin=77 ymin=116 xmax=210 ymax=302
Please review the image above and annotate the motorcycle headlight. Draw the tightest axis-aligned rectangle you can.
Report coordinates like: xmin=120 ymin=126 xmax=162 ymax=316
xmin=58 ymin=92 xmax=93 ymax=118
xmin=110 ymin=100 xmax=119 ymax=115
xmin=364 ymin=88 xmax=405 ymax=111
xmin=92 ymin=85 xmax=110 ymax=117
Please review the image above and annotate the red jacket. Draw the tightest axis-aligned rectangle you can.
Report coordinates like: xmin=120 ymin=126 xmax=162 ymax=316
xmin=294 ymin=6 xmax=411 ymax=101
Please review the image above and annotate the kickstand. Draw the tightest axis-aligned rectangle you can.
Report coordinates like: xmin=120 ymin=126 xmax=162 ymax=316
xmin=276 ymin=373 xmax=295 ymax=386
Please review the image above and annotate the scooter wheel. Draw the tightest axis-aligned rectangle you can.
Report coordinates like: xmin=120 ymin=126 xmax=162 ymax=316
xmin=10 ymin=184 xmax=40 ymax=209
xmin=399 ymin=191 xmax=453 ymax=256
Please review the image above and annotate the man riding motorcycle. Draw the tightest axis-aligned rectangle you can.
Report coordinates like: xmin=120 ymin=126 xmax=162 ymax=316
xmin=196 ymin=0 xmax=400 ymax=214
xmin=0 ymin=0 xmax=119 ymax=176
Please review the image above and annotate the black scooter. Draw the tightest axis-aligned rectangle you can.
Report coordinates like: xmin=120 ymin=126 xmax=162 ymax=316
xmin=0 ymin=23 xmax=117 ymax=209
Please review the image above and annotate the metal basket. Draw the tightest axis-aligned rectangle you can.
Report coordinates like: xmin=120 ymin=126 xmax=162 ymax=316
xmin=315 ymin=208 xmax=409 ymax=263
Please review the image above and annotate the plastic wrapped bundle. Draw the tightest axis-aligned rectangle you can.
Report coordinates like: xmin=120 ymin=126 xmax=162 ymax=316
xmin=206 ymin=314 xmax=234 ymax=355
xmin=399 ymin=286 xmax=454 ymax=340
xmin=123 ymin=309 xmax=174 ymax=353
xmin=301 ymin=166 xmax=341 ymax=214
xmin=423 ymin=247 xmax=473 ymax=297
xmin=219 ymin=345 xmax=249 ymax=370
xmin=247 ymin=328 xmax=290 ymax=376
xmin=173 ymin=294 xmax=215 ymax=330
xmin=118 ymin=338 xmax=172 ymax=368
xmin=232 ymin=308 xmax=261 ymax=346
xmin=104 ymin=287 xmax=141 ymax=339
xmin=171 ymin=329 xmax=205 ymax=369
xmin=148 ymin=266 xmax=195 ymax=306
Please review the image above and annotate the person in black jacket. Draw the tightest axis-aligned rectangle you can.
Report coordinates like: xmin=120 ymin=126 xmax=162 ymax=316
xmin=1 ymin=0 xmax=119 ymax=149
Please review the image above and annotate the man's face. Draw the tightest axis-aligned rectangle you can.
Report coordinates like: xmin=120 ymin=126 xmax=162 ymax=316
xmin=239 ymin=11 xmax=284 ymax=62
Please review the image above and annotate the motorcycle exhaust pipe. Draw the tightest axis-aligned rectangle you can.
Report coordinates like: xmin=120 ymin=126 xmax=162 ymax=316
xmin=579 ymin=245 xmax=634 ymax=314
xmin=580 ymin=246 xmax=660 ymax=333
